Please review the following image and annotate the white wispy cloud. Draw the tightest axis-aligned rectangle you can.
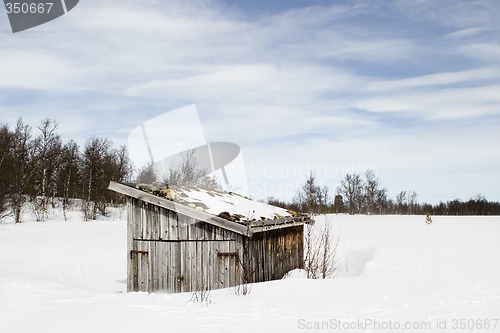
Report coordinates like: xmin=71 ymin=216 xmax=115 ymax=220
xmin=366 ymin=67 xmax=500 ymax=92
xmin=0 ymin=50 xmax=79 ymax=90
xmin=441 ymin=27 xmax=490 ymax=39
xmin=355 ymin=85 xmax=500 ymax=119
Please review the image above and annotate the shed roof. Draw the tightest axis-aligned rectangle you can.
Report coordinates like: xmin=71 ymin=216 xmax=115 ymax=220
xmin=109 ymin=181 xmax=311 ymax=236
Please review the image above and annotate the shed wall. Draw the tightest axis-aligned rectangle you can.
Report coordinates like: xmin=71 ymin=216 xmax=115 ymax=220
xmin=245 ymin=226 xmax=304 ymax=284
xmin=126 ymin=197 xmax=304 ymax=293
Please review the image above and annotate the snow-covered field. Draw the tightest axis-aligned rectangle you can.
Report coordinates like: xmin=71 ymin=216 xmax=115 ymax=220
xmin=1 ymin=210 xmax=499 ymax=333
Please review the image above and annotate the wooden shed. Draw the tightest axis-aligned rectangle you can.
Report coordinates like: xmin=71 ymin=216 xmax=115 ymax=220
xmin=108 ymin=181 xmax=311 ymax=293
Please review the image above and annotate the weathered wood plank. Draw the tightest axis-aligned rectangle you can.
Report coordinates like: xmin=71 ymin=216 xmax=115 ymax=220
xmin=129 ymin=241 xmax=137 ymax=292
xmin=178 ymin=214 xmax=189 ymax=240
xmin=271 ymin=234 xmax=277 ymax=280
xmin=189 ymin=241 xmax=197 ymax=292
xmin=198 ymin=241 xmax=206 ymax=292
xmin=298 ymin=226 xmax=305 ymax=269
xmin=284 ymin=232 xmax=292 ymax=274
xmin=268 ymin=234 xmax=274 ymax=280
xmin=147 ymin=241 xmax=153 ymax=292
xmin=149 ymin=241 xmax=157 ymax=291
xmin=255 ymin=235 xmax=263 ymax=283
xmin=207 ymin=241 xmax=214 ymax=290
xmin=281 ymin=233 xmax=287 ymax=275
xmin=195 ymin=220 xmax=205 ymax=240
xmin=277 ymin=233 xmax=282 ymax=278
xmin=170 ymin=242 xmax=178 ymax=293
xmin=250 ymin=238 xmax=257 ymax=283
xmin=197 ymin=242 xmax=204 ymax=292
xmin=150 ymin=205 xmax=160 ymax=240
xmin=156 ymin=242 xmax=164 ymax=291
xmin=132 ymin=198 xmax=142 ymax=240
xmin=216 ymin=242 xmax=222 ymax=289
xmin=169 ymin=210 xmax=179 ymax=241
xmin=223 ymin=242 xmax=231 ymax=288
xmin=164 ymin=242 xmax=170 ymax=291
xmin=159 ymin=208 xmax=168 ymax=240
xmin=137 ymin=241 xmax=149 ymax=292
xmin=182 ymin=241 xmax=190 ymax=292
xmin=228 ymin=241 xmax=235 ymax=287
xmin=179 ymin=242 xmax=185 ymax=293
xmin=127 ymin=198 xmax=134 ymax=292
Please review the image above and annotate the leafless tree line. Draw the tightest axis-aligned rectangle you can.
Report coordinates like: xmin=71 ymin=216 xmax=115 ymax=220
xmin=0 ymin=119 xmax=132 ymax=222
xmin=286 ymin=170 xmax=394 ymax=215
xmin=269 ymin=170 xmax=500 ymax=216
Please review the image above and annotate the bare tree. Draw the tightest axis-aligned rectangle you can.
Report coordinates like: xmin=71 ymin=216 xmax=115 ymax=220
xmin=164 ymin=149 xmax=219 ymax=189
xmin=10 ymin=119 xmax=36 ymax=223
xmin=136 ymin=161 xmax=157 ymax=184
xmin=408 ymin=190 xmax=418 ymax=215
xmin=304 ymin=220 xmax=340 ymax=279
xmin=32 ymin=119 xmax=61 ymax=221
xmin=109 ymin=145 xmax=132 ymax=205
xmin=337 ymin=173 xmax=363 ymax=215
xmin=395 ymin=190 xmax=418 ymax=214
xmin=112 ymin=145 xmax=132 ymax=183
xmin=363 ymin=169 xmax=378 ymax=215
xmin=319 ymin=185 xmax=330 ymax=212
xmin=396 ymin=190 xmax=407 ymax=214
xmin=0 ymin=124 xmax=14 ymax=220
xmin=294 ymin=172 xmax=329 ymax=214
xmin=57 ymin=141 xmax=81 ymax=221
xmin=304 ymin=223 xmax=318 ymax=278
xmin=82 ymin=138 xmax=112 ymax=220
xmin=82 ymin=138 xmax=132 ymax=220
xmin=374 ymin=188 xmax=388 ymax=214
xmin=319 ymin=224 xmax=340 ymax=279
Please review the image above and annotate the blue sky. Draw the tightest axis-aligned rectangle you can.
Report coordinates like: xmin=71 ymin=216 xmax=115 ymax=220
xmin=1 ymin=0 xmax=499 ymax=203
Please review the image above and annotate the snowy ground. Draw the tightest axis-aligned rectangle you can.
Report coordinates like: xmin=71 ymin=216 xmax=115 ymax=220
xmin=1 ymin=210 xmax=499 ymax=333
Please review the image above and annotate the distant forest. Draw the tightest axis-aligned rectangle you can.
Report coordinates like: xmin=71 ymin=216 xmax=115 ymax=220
xmin=0 ymin=119 xmax=131 ymax=222
xmin=268 ymin=171 xmax=500 ymax=216
xmin=1 ymin=118 xmax=499 ymax=223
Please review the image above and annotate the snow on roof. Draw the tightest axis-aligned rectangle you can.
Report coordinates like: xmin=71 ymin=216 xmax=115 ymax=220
xmin=134 ymin=183 xmax=303 ymax=223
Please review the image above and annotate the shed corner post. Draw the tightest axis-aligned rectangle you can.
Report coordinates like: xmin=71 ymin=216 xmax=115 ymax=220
xmin=126 ymin=195 xmax=134 ymax=292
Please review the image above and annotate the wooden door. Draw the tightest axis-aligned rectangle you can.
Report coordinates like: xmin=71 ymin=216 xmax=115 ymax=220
xmin=129 ymin=240 xmax=184 ymax=293
xmin=215 ymin=240 xmax=241 ymax=290
xmin=129 ymin=243 xmax=149 ymax=292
